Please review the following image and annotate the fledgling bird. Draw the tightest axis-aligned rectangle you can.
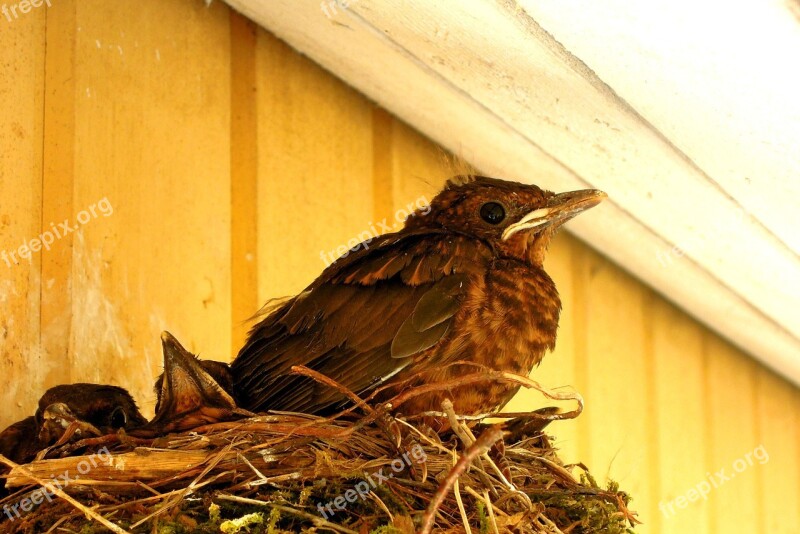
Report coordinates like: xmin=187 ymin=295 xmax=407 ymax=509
xmin=34 ymin=384 xmax=148 ymax=445
xmin=231 ymin=176 xmax=605 ymax=421
xmin=0 ymin=383 xmax=147 ymax=463
xmin=139 ymin=331 xmax=243 ymax=435
xmin=0 ymin=383 xmax=146 ymax=493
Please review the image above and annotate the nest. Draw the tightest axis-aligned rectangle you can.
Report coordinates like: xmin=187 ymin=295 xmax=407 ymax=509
xmin=0 ymin=370 xmax=637 ymax=533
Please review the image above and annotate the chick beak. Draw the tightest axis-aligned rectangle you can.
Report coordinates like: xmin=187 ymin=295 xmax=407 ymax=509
xmin=502 ymin=188 xmax=607 ymax=241
xmin=38 ymin=403 xmax=102 ymax=446
xmin=150 ymin=331 xmax=236 ymax=428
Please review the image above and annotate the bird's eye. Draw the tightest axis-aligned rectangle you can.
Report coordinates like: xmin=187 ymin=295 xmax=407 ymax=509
xmin=109 ymin=406 xmax=127 ymax=428
xmin=479 ymin=202 xmax=506 ymax=224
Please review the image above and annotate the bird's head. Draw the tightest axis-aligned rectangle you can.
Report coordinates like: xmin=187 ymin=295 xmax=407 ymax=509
xmin=145 ymin=331 xmax=238 ymax=434
xmin=404 ymin=176 xmax=606 ymax=266
xmin=34 ymin=383 xmax=148 ymax=444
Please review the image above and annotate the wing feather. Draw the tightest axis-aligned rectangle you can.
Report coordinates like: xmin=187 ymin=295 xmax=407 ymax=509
xmin=231 ymin=232 xmax=491 ymax=413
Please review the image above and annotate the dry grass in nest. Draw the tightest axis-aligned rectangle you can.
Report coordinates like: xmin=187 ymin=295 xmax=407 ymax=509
xmin=0 ymin=369 xmax=638 ymax=533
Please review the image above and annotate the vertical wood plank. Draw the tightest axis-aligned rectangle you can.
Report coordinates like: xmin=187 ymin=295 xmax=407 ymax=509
xmin=0 ymin=4 xmax=46 ymax=428
xmin=382 ymin=117 xmax=453 ymax=248
xmin=388 ymin=119 xmax=447 ymax=209
xmin=650 ymin=297 xmax=707 ymax=533
xmin=704 ymin=335 xmax=760 ymax=533
xmin=570 ymin=240 xmax=592 ymax=467
xmin=230 ymin=11 xmax=259 ymax=354
xmin=755 ymin=368 xmax=800 ymax=533
xmin=581 ymin=248 xmax=654 ymax=527
xmin=641 ymin=289 xmax=662 ymax=534
xmin=254 ymin=30 xmax=373 ymax=303
xmin=65 ymin=0 xmax=233 ymax=415
xmin=40 ymin=0 xmax=77 ymax=388
xmin=371 ymin=108 xmax=394 ymax=222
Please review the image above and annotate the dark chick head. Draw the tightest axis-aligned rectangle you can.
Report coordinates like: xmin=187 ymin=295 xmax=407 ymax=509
xmin=0 ymin=383 xmax=145 ymax=483
xmin=404 ymin=176 xmax=606 ymax=265
xmin=145 ymin=331 xmax=237 ymax=434
xmin=35 ymin=383 xmax=147 ymax=441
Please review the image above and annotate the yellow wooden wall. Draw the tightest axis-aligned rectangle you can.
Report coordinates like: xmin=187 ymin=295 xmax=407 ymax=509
xmin=0 ymin=1 xmax=798 ymax=533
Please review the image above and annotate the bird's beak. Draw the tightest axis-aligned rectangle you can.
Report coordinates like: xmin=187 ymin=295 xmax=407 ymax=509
xmin=38 ymin=402 xmax=102 ymax=445
xmin=502 ymin=188 xmax=607 ymax=241
xmin=150 ymin=331 xmax=236 ymax=428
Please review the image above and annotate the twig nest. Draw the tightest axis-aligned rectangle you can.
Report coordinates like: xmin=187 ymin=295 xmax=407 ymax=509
xmin=0 ymin=401 xmax=636 ymax=533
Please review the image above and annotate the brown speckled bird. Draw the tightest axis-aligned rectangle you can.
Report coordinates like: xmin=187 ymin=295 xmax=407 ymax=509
xmin=231 ymin=176 xmax=605 ymax=420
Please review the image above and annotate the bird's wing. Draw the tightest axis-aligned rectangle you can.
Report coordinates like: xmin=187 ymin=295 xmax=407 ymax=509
xmin=231 ymin=231 xmax=491 ymax=413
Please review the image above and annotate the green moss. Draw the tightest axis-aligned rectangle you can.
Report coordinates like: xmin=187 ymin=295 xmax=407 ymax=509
xmin=219 ymin=512 xmax=265 ymax=533
xmin=209 ymin=502 xmax=222 ymax=524
xmin=265 ymin=507 xmax=281 ymax=533
xmin=476 ymin=500 xmax=490 ymax=534
xmin=529 ymin=479 xmax=633 ymax=534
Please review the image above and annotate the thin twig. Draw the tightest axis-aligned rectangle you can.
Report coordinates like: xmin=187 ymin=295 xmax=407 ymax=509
xmin=290 ymin=365 xmax=375 ymax=417
xmin=442 ymin=399 xmax=474 ymax=447
xmin=367 ymin=490 xmax=394 ymax=523
xmin=463 ymin=485 xmax=509 ymax=517
xmin=134 ymin=480 xmax=162 ymax=497
xmin=452 ymin=449 xmax=472 ymax=534
xmin=420 ymin=425 xmax=505 ymax=534
xmin=43 ymin=513 xmax=71 ymax=534
xmin=238 ymin=452 xmax=269 ymax=485
xmin=483 ymin=488 xmax=500 ymax=534
xmin=381 ymin=367 xmax=583 ymax=420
